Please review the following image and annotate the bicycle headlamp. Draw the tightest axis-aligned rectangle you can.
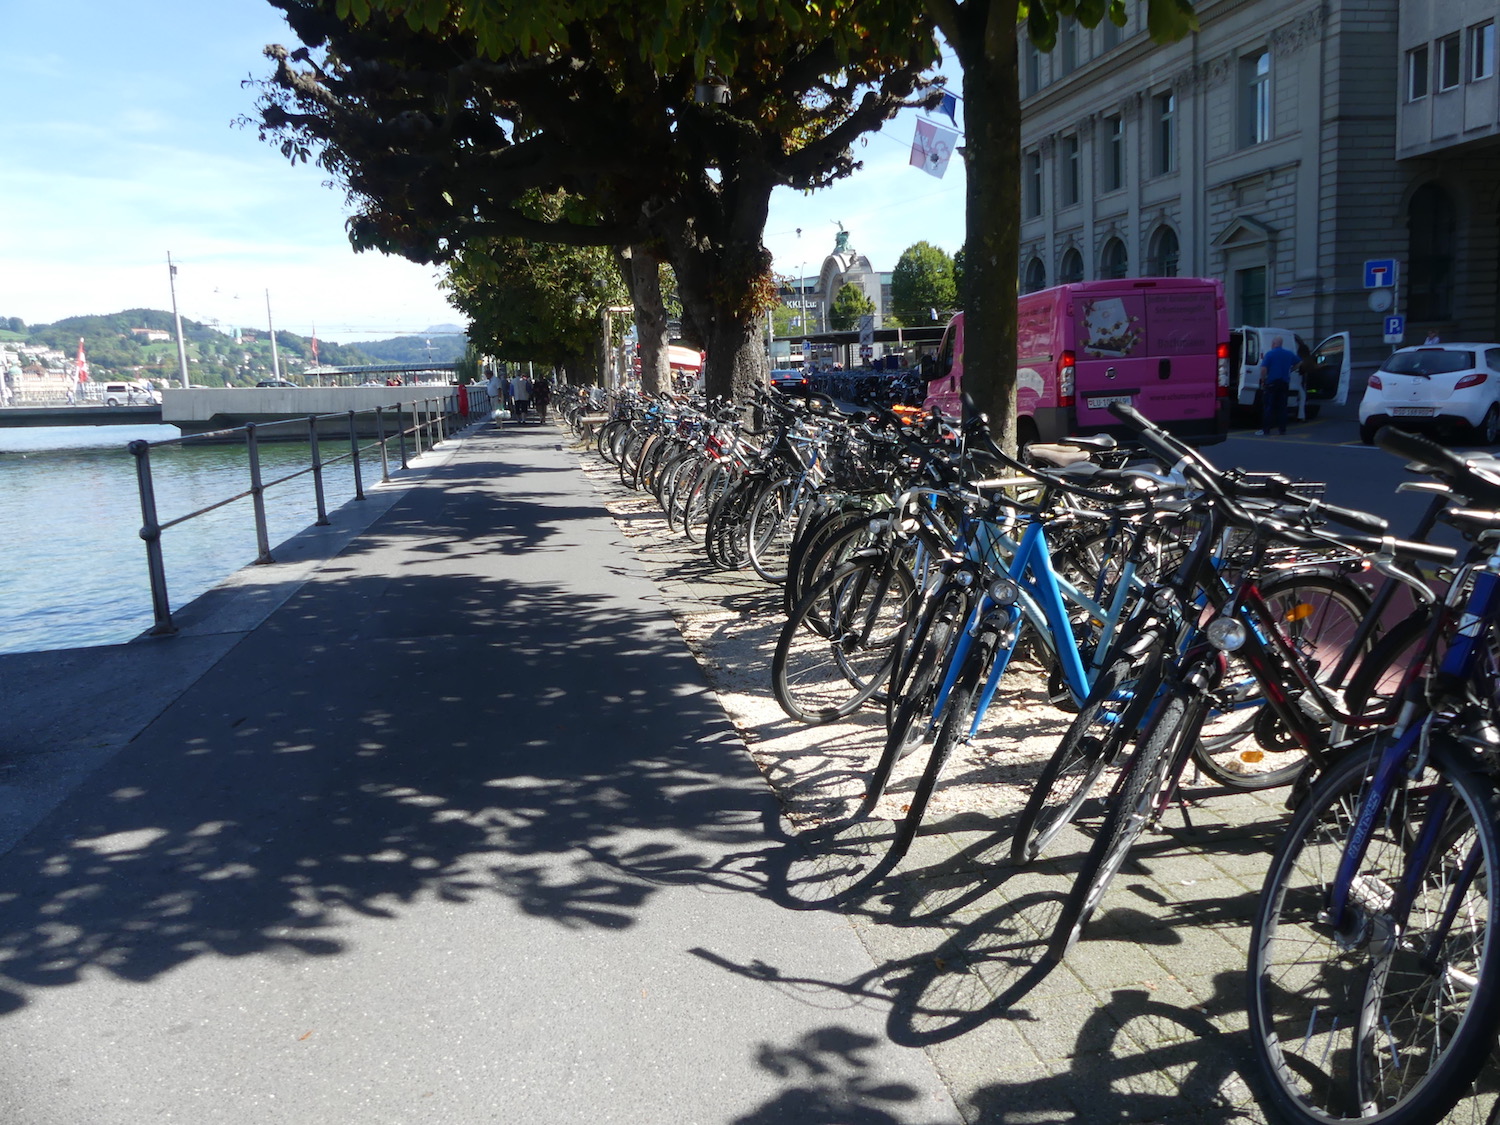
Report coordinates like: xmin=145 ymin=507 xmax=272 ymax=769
xmin=1206 ymin=616 xmax=1248 ymax=652
xmin=1150 ymin=587 xmax=1180 ymax=612
xmin=953 ymin=569 xmax=976 ymax=588
xmin=987 ymin=578 xmax=1021 ymax=606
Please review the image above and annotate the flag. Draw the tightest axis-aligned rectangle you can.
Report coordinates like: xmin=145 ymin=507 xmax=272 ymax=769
xmin=311 ymin=325 xmax=319 ymax=365
xmin=935 ymin=90 xmax=959 ymax=126
xmin=910 ymin=119 xmax=959 ymax=179
xmin=75 ymin=337 xmax=90 ymax=384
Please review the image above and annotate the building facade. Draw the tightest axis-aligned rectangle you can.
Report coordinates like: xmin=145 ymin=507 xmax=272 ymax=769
xmin=1018 ymin=0 xmax=1500 ymax=370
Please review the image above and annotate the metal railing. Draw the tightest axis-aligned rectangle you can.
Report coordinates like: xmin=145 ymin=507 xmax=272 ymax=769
xmin=129 ymin=388 xmax=494 ymax=637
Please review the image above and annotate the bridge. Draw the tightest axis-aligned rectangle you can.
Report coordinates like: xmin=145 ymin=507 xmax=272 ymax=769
xmin=0 ymin=404 xmax=163 ymax=428
xmin=0 ymin=384 xmax=464 ymax=435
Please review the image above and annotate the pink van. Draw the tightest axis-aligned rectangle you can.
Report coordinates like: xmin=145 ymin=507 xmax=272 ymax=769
xmin=925 ymin=277 xmax=1230 ymax=447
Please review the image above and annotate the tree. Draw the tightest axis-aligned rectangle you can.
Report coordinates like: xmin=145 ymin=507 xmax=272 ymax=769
xmin=828 ymin=283 xmax=876 ymax=332
xmin=252 ymin=0 xmax=942 ymax=405
xmin=889 ymin=241 xmax=956 ymax=327
xmin=926 ymin=0 xmax=1197 ymax=447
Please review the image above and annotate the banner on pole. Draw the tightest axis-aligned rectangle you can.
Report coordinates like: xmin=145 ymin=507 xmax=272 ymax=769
xmin=909 ymin=119 xmax=959 ymax=179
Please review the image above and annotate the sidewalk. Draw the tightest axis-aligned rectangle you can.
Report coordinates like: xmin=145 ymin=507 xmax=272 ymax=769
xmin=0 ymin=418 xmax=957 ymax=1125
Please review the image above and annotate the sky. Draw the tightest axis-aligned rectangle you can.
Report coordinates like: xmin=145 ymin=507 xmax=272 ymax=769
xmin=0 ymin=0 xmax=965 ymax=344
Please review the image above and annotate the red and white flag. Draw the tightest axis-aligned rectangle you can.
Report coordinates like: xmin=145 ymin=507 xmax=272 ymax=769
xmin=75 ymin=337 xmax=90 ymax=384
xmin=909 ymin=119 xmax=959 ymax=179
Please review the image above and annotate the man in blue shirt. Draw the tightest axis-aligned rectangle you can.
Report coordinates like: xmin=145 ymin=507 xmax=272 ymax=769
xmin=1257 ymin=336 xmax=1299 ymax=436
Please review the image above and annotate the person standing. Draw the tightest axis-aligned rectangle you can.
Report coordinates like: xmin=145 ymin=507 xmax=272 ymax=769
xmin=1256 ymin=335 xmax=1299 ymax=436
xmin=532 ymin=376 xmax=552 ymax=424
xmin=1424 ymin=330 xmax=1441 ymax=345
xmin=485 ymin=368 xmax=501 ymax=415
xmin=509 ymin=373 xmax=531 ymax=421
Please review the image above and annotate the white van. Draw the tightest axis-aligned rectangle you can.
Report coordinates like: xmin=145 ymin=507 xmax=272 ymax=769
xmin=100 ymin=381 xmax=160 ymax=406
xmin=1229 ymin=326 xmax=1351 ymax=419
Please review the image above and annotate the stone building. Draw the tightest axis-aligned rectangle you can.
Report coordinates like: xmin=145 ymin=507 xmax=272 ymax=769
xmin=1018 ymin=0 xmax=1500 ymax=370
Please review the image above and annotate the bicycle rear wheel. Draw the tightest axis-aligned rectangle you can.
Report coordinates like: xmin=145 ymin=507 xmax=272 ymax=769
xmin=1247 ymin=734 xmax=1500 ymax=1125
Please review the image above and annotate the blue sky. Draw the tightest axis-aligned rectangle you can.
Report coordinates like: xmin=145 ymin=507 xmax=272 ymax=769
xmin=0 ymin=0 xmax=965 ymax=343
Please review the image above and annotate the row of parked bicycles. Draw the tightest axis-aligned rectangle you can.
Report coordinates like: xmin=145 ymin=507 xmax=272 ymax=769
xmin=559 ymin=381 xmax=1500 ymax=1125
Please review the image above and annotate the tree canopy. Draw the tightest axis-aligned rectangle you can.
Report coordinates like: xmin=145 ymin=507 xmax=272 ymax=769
xmin=253 ymin=0 xmax=943 ymax=400
xmin=889 ymin=241 xmax=956 ymax=328
xmin=828 ymin=283 xmax=877 ymax=332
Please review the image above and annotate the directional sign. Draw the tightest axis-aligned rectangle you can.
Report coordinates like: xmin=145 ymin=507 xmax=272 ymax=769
xmin=858 ymin=314 xmax=875 ymax=347
xmin=1365 ymin=259 xmax=1398 ymax=288
xmin=1383 ymin=315 xmax=1405 ymax=344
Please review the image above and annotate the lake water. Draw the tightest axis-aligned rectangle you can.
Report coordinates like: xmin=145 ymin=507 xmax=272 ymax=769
xmin=0 ymin=424 xmax=370 ymax=655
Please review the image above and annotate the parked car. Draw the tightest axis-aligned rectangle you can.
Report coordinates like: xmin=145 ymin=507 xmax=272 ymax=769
xmin=256 ymin=378 xmax=298 ymax=388
xmin=1358 ymin=342 xmax=1500 ymax=444
xmin=770 ymin=369 xmax=809 ymax=393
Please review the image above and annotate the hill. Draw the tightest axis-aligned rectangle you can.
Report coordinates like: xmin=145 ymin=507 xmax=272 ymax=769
xmin=0 ymin=309 xmax=465 ymax=386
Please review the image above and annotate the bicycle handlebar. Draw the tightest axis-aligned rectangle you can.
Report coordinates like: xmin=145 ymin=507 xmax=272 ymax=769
xmin=1376 ymin=426 xmax=1500 ymax=507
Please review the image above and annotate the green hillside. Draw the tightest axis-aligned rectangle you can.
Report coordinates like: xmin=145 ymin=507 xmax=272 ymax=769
xmin=0 ymin=310 xmax=464 ymax=387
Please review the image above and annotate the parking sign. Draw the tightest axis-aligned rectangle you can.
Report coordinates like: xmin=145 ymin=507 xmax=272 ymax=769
xmin=1383 ymin=315 xmax=1405 ymax=344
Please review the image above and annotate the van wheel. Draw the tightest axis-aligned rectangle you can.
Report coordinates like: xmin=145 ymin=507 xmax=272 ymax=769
xmin=105 ymin=397 xmax=120 ymax=407
xmin=1016 ymin=417 xmax=1040 ymax=459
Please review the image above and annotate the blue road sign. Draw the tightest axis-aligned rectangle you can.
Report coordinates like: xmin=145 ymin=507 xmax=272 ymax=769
xmin=1384 ymin=315 xmax=1405 ymax=343
xmin=1365 ymin=259 xmax=1397 ymax=288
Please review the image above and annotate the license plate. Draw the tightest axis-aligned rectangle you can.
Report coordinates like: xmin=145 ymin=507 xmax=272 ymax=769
xmin=1087 ymin=395 xmax=1132 ymax=409
xmin=1391 ymin=406 xmax=1435 ymax=416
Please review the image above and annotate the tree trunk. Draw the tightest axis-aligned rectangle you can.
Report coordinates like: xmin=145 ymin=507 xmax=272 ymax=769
xmin=627 ymin=246 xmax=671 ymax=395
xmin=952 ymin=0 xmax=1022 ymax=453
xmin=705 ymin=316 xmax=768 ymax=405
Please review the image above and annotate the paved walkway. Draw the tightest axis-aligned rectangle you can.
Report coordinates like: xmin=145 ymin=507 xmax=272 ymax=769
xmin=0 ymin=418 xmax=955 ymax=1125
xmin=4 ymin=413 xmax=1495 ymax=1125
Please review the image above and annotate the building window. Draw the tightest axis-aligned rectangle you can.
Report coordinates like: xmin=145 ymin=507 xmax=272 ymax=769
xmin=1147 ymin=225 xmax=1180 ymax=276
xmin=1025 ymin=43 xmax=1042 ymax=96
xmin=1236 ymin=266 xmax=1267 ymax=325
xmin=1059 ymin=248 xmax=1085 ymax=284
xmin=1471 ymin=22 xmax=1496 ymax=82
xmin=1153 ymin=90 xmax=1176 ymax=176
xmin=1102 ymin=15 xmax=1122 ymax=51
xmin=1024 ymin=151 xmax=1043 ymax=218
xmin=1061 ymin=135 xmax=1080 ymax=206
xmin=1061 ymin=22 xmax=1078 ymax=76
xmin=1408 ymin=45 xmax=1429 ymax=101
xmin=1408 ymin=182 xmax=1456 ymax=321
xmin=1240 ymin=49 xmax=1271 ymax=147
xmin=1023 ymin=257 xmax=1047 ymax=294
xmin=1100 ymin=238 xmax=1129 ymax=280
xmin=1438 ymin=34 xmax=1462 ymax=91
xmin=1102 ymin=115 xmax=1124 ymax=193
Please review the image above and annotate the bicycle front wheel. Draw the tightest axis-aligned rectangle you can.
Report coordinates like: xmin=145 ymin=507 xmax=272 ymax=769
xmin=1247 ymin=733 xmax=1500 ymax=1125
xmin=772 ymin=557 xmax=916 ymax=724
xmin=1051 ymin=686 xmax=1203 ymax=958
xmin=1196 ymin=571 xmax=1372 ymax=791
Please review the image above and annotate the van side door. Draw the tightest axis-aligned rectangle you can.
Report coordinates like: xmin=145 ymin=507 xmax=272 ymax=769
xmin=1307 ymin=333 xmax=1352 ymax=406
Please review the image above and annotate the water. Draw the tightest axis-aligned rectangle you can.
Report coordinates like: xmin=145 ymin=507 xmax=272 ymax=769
xmin=0 ymin=425 xmax=371 ymax=655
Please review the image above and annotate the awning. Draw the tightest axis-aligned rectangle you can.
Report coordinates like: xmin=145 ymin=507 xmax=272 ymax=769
xmin=667 ymin=345 xmax=704 ymax=370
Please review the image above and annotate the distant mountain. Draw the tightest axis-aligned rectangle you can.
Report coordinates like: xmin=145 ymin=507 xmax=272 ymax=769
xmin=347 ymin=333 xmax=468 ymax=365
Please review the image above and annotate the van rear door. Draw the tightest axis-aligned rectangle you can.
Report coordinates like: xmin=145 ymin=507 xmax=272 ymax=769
xmin=1072 ymin=287 xmax=1221 ymax=437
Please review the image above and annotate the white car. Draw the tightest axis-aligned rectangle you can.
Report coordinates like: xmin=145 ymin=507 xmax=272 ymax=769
xmin=1358 ymin=342 xmax=1500 ymax=445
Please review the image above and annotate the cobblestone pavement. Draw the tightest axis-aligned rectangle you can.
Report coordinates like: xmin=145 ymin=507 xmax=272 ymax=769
xmin=572 ymin=434 xmax=1500 ymax=1125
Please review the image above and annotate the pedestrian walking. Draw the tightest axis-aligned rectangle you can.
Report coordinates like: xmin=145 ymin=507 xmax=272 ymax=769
xmin=485 ymin=369 xmax=501 ymax=416
xmin=532 ymin=376 xmax=552 ymax=424
xmin=1256 ymin=335 xmax=1298 ymax=436
xmin=509 ymin=373 xmax=532 ymax=421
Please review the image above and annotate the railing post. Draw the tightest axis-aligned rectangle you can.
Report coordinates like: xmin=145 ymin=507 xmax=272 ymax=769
xmin=308 ymin=415 xmax=329 ymax=526
xmin=129 ymin=439 xmax=177 ymax=636
xmin=396 ymin=402 xmax=409 ymax=469
xmin=246 ymin=422 xmax=274 ymax=563
xmin=376 ymin=405 xmax=391 ymax=482
xmin=413 ymin=398 xmax=424 ymax=458
xmin=348 ymin=410 xmax=365 ymax=500
xmin=438 ymin=394 xmax=449 ymax=442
